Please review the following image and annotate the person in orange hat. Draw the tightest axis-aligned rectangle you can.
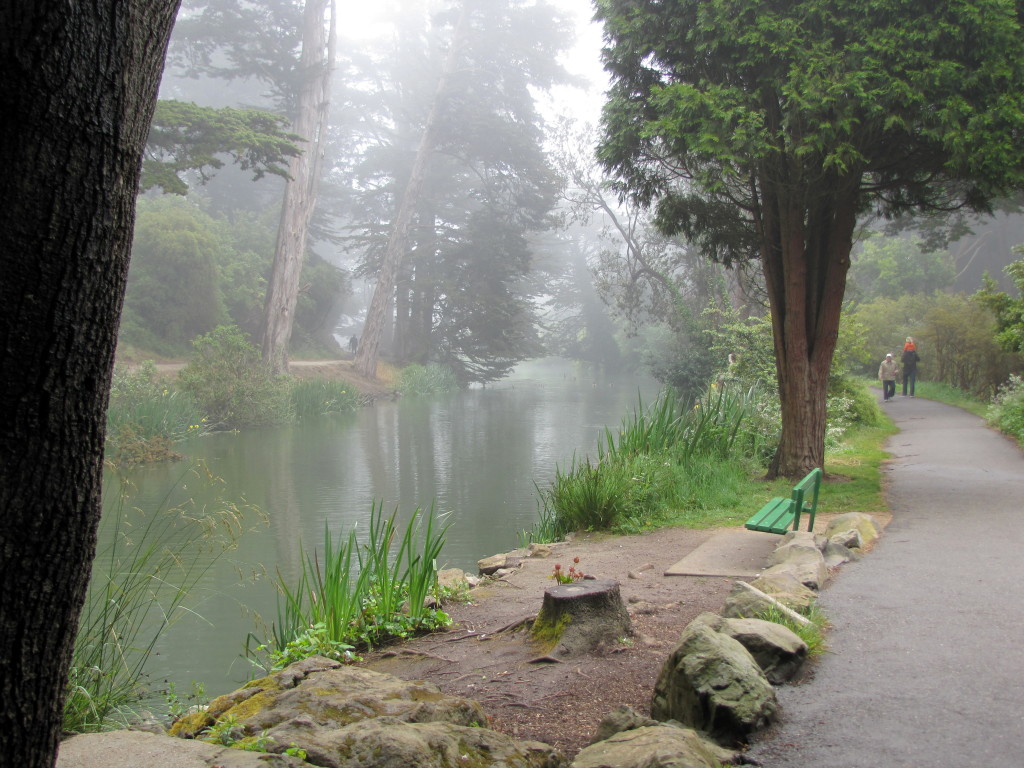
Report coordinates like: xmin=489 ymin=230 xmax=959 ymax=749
xmin=879 ymin=352 xmax=900 ymax=402
xmin=901 ymin=336 xmax=920 ymax=396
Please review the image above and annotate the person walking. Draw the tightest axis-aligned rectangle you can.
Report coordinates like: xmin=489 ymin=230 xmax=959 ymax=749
xmin=878 ymin=352 xmax=899 ymax=402
xmin=901 ymin=336 xmax=920 ymax=396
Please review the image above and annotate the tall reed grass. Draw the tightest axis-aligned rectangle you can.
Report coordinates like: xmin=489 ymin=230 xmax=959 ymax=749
xmin=65 ymin=463 xmax=247 ymax=733
xmin=291 ymin=377 xmax=364 ymax=420
xmin=529 ymin=383 xmax=769 ymax=540
xmin=397 ymin=364 xmax=458 ymax=396
xmin=106 ymin=362 xmax=207 ymax=464
xmin=259 ymin=502 xmax=450 ymax=671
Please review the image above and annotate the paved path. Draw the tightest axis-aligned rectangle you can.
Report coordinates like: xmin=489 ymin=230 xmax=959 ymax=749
xmin=747 ymin=395 xmax=1024 ymax=767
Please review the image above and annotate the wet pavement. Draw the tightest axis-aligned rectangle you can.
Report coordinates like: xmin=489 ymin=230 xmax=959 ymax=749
xmin=747 ymin=394 xmax=1024 ymax=767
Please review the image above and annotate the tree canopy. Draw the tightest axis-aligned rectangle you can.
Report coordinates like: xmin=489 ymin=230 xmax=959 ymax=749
xmin=597 ymin=0 xmax=1024 ymax=476
xmin=144 ymin=100 xmax=300 ymax=195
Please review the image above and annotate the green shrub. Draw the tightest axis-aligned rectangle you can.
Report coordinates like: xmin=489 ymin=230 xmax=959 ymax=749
xmin=106 ymin=361 xmax=206 ymax=464
xmin=988 ymin=374 xmax=1024 ymax=443
xmin=291 ymin=378 xmax=363 ymax=420
xmin=253 ymin=503 xmax=452 ymax=672
xmin=397 ymin=364 xmax=458 ymax=396
xmin=178 ymin=325 xmax=292 ymax=429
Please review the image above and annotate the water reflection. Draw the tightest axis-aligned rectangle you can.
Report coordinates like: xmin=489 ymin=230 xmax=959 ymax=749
xmin=102 ymin=358 xmax=659 ymax=696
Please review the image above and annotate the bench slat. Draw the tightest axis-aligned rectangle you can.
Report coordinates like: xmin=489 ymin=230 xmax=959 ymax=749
xmin=746 ymin=497 xmax=796 ymax=534
xmin=745 ymin=467 xmax=824 ymax=535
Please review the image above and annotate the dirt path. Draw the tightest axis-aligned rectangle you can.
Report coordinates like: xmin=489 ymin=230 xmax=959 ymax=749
xmin=360 ymin=527 xmax=740 ymax=760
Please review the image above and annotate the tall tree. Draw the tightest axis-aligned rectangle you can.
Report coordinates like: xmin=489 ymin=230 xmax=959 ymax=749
xmin=350 ymin=0 xmax=571 ymax=381
xmin=262 ymin=0 xmax=335 ymax=373
xmin=0 ymin=4 xmax=179 ymax=767
xmin=169 ymin=0 xmax=338 ymax=372
xmin=598 ymin=0 xmax=1024 ymax=477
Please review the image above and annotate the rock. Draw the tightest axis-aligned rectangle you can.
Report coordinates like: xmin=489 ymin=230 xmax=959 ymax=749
xmin=717 ymin=617 xmax=808 ymax=684
xmin=823 ymin=512 xmax=882 ymax=548
xmin=267 ymin=716 xmax=564 ymax=768
xmin=572 ymin=724 xmax=743 ymax=768
xmin=747 ymin=572 xmax=818 ymax=611
xmin=57 ymin=729 xmax=309 ymax=768
xmin=528 ymin=543 xmax=553 ymax=558
xmin=828 ymin=527 xmax=863 ymax=550
xmin=761 ymin=539 xmax=828 ymax=591
xmin=651 ymin=621 xmax=777 ymax=743
xmin=478 ymin=553 xmax=507 ymax=575
xmin=437 ymin=568 xmax=469 ymax=591
xmin=169 ymin=657 xmax=487 ymax=744
xmin=823 ymin=540 xmax=860 ymax=569
xmin=160 ymin=658 xmax=562 ymax=768
xmin=588 ymin=705 xmax=659 ymax=744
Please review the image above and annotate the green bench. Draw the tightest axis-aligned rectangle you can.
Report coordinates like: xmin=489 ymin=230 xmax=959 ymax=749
xmin=745 ymin=468 xmax=823 ymax=535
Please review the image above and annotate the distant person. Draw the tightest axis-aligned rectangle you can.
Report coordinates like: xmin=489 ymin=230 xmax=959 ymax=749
xmin=901 ymin=336 xmax=920 ymax=397
xmin=348 ymin=335 xmax=358 ymax=355
xmin=878 ymin=352 xmax=899 ymax=402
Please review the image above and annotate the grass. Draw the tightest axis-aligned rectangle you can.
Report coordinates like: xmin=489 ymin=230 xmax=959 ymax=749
xmin=396 ymin=363 xmax=458 ymax=396
xmin=65 ymin=463 xmax=247 ymax=733
xmin=254 ymin=502 xmax=452 ymax=672
xmin=913 ymin=380 xmax=989 ymax=417
xmin=524 ymin=378 xmax=895 ymax=544
xmin=756 ymin=603 xmax=830 ymax=657
xmin=291 ymin=377 xmax=363 ymax=419
xmin=106 ymin=362 xmax=208 ymax=465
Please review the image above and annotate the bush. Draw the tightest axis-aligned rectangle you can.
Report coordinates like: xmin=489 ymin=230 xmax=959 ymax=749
xmin=178 ymin=325 xmax=292 ymax=429
xmin=397 ymin=364 xmax=459 ymax=396
xmin=291 ymin=378 xmax=363 ymax=420
xmin=106 ymin=362 xmax=206 ymax=464
xmin=988 ymin=374 xmax=1024 ymax=443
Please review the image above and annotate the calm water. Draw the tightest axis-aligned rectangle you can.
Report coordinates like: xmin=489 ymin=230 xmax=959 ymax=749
xmin=98 ymin=358 xmax=659 ymax=697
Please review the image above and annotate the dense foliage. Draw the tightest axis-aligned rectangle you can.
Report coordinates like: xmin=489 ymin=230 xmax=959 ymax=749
xmin=596 ymin=0 xmax=1024 ymax=477
xmin=177 ymin=325 xmax=293 ymax=428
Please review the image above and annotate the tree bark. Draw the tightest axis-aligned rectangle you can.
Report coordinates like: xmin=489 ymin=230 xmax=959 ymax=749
xmin=760 ymin=178 xmax=857 ymax=479
xmin=0 ymin=4 xmax=179 ymax=767
xmin=261 ymin=0 xmax=335 ymax=375
xmin=354 ymin=8 xmax=467 ymax=380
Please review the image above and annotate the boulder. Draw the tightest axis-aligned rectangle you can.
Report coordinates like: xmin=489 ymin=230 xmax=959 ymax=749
xmin=527 ymin=543 xmax=554 ymax=558
xmin=828 ymin=527 xmax=863 ymax=551
xmin=161 ymin=658 xmax=563 ymax=768
xmin=437 ymin=568 xmax=469 ymax=591
xmin=718 ymin=617 xmax=808 ymax=684
xmin=588 ymin=705 xmax=659 ymax=744
xmin=267 ymin=716 xmax=564 ymax=768
xmin=477 ymin=553 xmax=505 ymax=575
xmin=572 ymin=724 xmax=742 ymax=768
xmin=195 ymin=659 xmax=486 ymax=735
xmin=650 ymin=621 xmax=777 ymax=742
xmin=761 ymin=540 xmax=828 ymax=591
xmin=823 ymin=540 xmax=860 ymax=569
xmin=824 ymin=512 xmax=882 ymax=548
xmin=748 ymin=572 xmax=818 ymax=611
xmin=57 ymin=729 xmax=308 ymax=768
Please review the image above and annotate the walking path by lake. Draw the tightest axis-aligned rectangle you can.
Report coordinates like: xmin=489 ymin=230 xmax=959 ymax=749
xmin=748 ymin=396 xmax=1024 ymax=767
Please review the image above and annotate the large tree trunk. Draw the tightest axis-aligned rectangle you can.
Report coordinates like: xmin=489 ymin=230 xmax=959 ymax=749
xmin=0 ymin=4 xmax=179 ymax=767
xmin=354 ymin=9 xmax=467 ymax=380
xmin=760 ymin=182 xmax=857 ymax=479
xmin=262 ymin=0 xmax=335 ymax=375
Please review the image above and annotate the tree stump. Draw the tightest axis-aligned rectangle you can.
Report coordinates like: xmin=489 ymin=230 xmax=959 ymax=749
xmin=531 ymin=579 xmax=633 ymax=657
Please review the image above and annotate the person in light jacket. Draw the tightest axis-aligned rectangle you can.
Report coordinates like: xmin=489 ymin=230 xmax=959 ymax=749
xmin=878 ymin=353 xmax=900 ymax=402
